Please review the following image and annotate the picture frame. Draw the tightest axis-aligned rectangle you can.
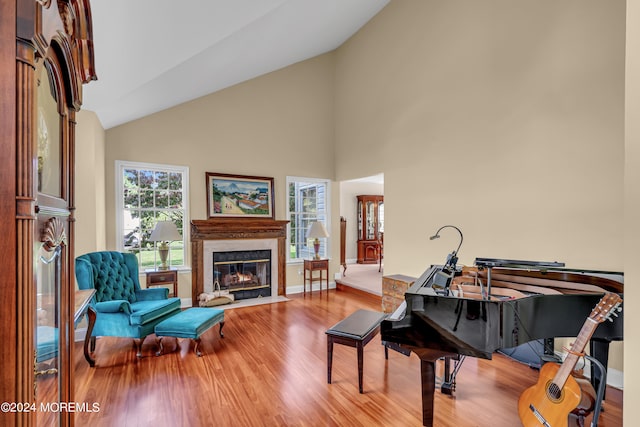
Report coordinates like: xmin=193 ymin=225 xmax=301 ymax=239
xmin=206 ymin=172 xmax=275 ymax=219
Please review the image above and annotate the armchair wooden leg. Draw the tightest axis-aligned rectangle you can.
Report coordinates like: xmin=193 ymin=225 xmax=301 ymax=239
xmin=84 ymin=306 xmax=97 ymax=367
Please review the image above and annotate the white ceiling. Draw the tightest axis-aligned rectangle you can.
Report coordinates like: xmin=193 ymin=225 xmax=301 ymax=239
xmin=82 ymin=0 xmax=389 ymax=129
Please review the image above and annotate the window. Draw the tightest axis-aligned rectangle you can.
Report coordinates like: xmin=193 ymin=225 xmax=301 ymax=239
xmin=116 ymin=161 xmax=189 ymax=270
xmin=287 ymin=177 xmax=330 ymax=262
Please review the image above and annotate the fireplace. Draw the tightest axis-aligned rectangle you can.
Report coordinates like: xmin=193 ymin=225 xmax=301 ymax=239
xmin=191 ymin=218 xmax=289 ymax=305
xmin=203 ymin=239 xmax=278 ymax=300
xmin=213 ymin=249 xmax=271 ymax=300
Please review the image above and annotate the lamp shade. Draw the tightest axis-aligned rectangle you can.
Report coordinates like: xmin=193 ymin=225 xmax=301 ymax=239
xmin=149 ymin=221 xmax=182 ymax=242
xmin=306 ymin=221 xmax=329 ymax=239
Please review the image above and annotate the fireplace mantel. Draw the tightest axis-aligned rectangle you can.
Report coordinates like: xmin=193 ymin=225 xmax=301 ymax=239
xmin=191 ymin=219 xmax=289 ymax=304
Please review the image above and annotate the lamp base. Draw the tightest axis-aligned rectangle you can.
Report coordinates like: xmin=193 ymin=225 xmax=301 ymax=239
xmin=158 ymin=247 xmax=169 ymax=270
xmin=313 ymin=239 xmax=320 ymax=259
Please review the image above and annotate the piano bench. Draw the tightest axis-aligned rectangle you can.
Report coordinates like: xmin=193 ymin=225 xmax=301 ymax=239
xmin=326 ymin=309 xmax=387 ymax=393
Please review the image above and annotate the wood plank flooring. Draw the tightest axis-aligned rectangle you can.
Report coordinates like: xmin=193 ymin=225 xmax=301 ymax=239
xmin=74 ymin=289 xmax=622 ymax=426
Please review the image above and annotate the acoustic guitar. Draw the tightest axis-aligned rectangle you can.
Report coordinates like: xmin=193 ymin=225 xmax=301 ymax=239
xmin=518 ymin=292 xmax=622 ymax=427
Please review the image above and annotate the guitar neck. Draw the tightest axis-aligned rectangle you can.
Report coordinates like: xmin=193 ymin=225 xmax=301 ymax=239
xmin=552 ymin=317 xmax=599 ymax=389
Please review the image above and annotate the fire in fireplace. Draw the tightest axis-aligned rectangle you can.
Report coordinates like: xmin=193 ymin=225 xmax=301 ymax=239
xmin=212 ymin=250 xmax=271 ymax=300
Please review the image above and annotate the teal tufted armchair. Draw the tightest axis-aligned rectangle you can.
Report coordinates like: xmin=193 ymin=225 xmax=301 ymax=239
xmin=75 ymin=251 xmax=181 ymax=359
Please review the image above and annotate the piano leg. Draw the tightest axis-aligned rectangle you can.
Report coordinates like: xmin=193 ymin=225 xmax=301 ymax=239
xmin=442 ymin=357 xmax=453 ymax=395
xmin=420 ymin=359 xmax=436 ymax=427
xmin=441 ymin=355 xmax=465 ymax=395
xmin=589 ymin=339 xmax=611 ymax=399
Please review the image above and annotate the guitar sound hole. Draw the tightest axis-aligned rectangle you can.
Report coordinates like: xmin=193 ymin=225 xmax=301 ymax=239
xmin=546 ymin=382 xmax=563 ymax=402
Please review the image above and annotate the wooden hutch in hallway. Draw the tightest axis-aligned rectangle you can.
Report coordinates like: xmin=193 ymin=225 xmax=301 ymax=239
xmin=356 ymin=195 xmax=383 ymax=264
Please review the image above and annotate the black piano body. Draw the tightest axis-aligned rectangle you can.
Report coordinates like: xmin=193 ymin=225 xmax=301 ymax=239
xmin=380 ymin=259 xmax=623 ymax=427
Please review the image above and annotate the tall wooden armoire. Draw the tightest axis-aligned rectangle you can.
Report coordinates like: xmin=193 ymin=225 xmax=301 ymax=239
xmin=0 ymin=1 xmax=96 ymax=426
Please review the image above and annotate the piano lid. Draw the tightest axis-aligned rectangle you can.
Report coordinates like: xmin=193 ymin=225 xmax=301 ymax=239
xmin=471 ymin=258 xmax=624 ymax=295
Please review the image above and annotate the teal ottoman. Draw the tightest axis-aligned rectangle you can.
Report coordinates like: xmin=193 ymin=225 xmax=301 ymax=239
xmin=155 ymin=307 xmax=225 ymax=357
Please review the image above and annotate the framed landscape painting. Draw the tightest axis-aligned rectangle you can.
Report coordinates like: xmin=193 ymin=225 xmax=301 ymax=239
xmin=206 ymin=172 xmax=275 ymax=219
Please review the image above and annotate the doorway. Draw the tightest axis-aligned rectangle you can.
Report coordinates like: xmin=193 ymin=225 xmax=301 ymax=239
xmin=338 ymin=174 xmax=384 ymax=295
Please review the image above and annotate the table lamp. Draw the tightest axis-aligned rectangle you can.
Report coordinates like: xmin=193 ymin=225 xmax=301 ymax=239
xmin=306 ymin=221 xmax=329 ymax=260
xmin=149 ymin=221 xmax=182 ymax=270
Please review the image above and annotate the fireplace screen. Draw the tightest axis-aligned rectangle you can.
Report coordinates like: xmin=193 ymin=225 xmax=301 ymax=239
xmin=212 ymin=250 xmax=271 ymax=300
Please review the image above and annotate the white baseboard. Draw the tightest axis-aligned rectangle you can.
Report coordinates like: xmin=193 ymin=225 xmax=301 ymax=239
xmin=555 ymin=351 xmax=624 ymax=390
xmin=287 ymin=281 xmax=336 ymax=295
xmin=582 ymin=357 xmax=624 ymax=390
xmin=606 ymin=367 xmax=624 ymax=390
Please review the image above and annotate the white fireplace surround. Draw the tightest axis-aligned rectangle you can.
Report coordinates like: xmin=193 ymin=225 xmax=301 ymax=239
xmin=202 ymin=238 xmax=279 ymax=297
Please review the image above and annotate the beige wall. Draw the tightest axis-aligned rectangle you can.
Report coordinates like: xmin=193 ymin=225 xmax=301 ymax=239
xmin=335 ymin=0 xmax=625 ymax=371
xmin=336 ymin=0 xmax=624 ymax=273
xmin=102 ymin=53 xmax=337 ymax=296
xmin=75 ymin=110 xmax=106 ymax=256
xmin=625 ymin=0 xmax=639 ymax=420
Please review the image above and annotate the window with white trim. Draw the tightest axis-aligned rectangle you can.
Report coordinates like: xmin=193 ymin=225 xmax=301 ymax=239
xmin=287 ymin=177 xmax=330 ymax=262
xmin=116 ymin=161 xmax=189 ymax=270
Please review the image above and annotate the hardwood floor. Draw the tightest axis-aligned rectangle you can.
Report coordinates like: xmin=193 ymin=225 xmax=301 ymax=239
xmin=74 ymin=289 xmax=622 ymax=426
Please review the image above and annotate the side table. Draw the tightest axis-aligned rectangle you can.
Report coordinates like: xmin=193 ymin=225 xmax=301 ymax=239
xmin=145 ymin=269 xmax=178 ymax=298
xmin=303 ymin=259 xmax=329 ymax=294
xmin=74 ymin=289 xmax=96 ymax=367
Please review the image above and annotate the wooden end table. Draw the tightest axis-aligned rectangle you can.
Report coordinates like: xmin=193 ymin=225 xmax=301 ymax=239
xmin=303 ymin=258 xmax=329 ymax=294
xmin=145 ymin=269 xmax=178 ymax=298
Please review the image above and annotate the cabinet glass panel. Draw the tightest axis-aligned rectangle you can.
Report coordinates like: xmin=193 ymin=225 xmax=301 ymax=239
xmin=358 ymin=200 xmax=363 ymax=238
xmin=366 ymin=201 xmax=375 ymax=239
xmin=36 ymin=66 xmax=61 ymax=197
xmin=35 ymin=241 xmax=61 ymax=426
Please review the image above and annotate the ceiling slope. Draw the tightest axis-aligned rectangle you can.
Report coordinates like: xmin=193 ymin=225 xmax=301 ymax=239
xmin=83 ymin=0 xmax=389 ymax=129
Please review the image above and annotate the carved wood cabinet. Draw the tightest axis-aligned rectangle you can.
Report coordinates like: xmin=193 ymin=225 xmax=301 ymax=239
xmin=356 ymin=195 xmax=384 ymax=264
xmin=1 ymin=1 xmax=96 ymax=425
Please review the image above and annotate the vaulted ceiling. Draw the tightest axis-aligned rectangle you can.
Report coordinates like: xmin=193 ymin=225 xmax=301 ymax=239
xmin=82 ymin=0 xmax=389 ymax=129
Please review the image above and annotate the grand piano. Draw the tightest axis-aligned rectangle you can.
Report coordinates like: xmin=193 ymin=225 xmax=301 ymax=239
xmin=380 ymin=258 xmax=623 ymax=427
